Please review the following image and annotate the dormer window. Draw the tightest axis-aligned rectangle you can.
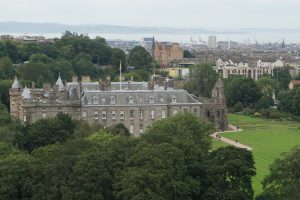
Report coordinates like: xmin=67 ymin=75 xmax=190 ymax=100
xmin=129 ymin=96 xmax=134 ymax=104
xmin=149 ymin=96 xmax=154 ymax=103
xmin=93 ymin=97 xmax=98 ymax=105
xmin=171 ymin=95 xmax=177 ymax=103
xmin=111 ymin=96 xmax=116 ymax=104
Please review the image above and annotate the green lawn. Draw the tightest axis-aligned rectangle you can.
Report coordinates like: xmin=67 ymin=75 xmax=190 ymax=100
xmin=214 ymin=114 xmax=300 ymax=195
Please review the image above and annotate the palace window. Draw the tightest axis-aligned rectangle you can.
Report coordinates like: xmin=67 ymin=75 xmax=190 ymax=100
xmin=120 ymin=111 xmax=125 ymax=120
xmin=94 ymin=111 xmax=99 ymax=120
xmin=23 ymin=115 xmax=27 ymax=122
xmin=130 ymin=110 xmax=134 ymax=119
xmin=139 ymin=124 xmax=144 ymax=134
xmin=129 ymin=125 xmax=134 ymax=134
xmin=102 ymin=111 xmax=107 ymax=119
xmin=42 ymin=113 xmax=47 ymax=119
xmin=193 ymin=108 xmax=198 ymax=115
xmin=82 ymin=111 xmax=87 ymax=120
xmin=173 ymin=109 xmax=178 ymax=115
xmin=150 ymin=110 xmax=155 ymax=119
xmin=162 ymin=110 xmax=166 ymax=119
xmin=112 ymin=111 xmax=116 ymax=120
xmin=171 ymin=95 xmax=177 ymax=103
xmin=139 ymin=110 xmax=144 ymax=119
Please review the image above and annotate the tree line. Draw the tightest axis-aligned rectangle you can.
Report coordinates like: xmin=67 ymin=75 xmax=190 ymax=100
xmin=0 ymin=106 xmax=256 ymax=200
xmin=0 ymin=31 xmax=156 ymax=84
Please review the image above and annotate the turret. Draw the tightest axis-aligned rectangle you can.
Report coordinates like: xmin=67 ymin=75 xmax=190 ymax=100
xmin=11 ymin=77 xmax=21 ymax=91
xmin=55 ymin=74 xmax=65 ymax=92
xmin=212 ymin=78 xmax=226 ymax=104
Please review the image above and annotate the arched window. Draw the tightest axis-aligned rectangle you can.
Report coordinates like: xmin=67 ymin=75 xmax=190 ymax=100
xmin=207 ymin=111 xmax=211 ymax=118
xmin=171 ymin=95 xmax=177 ymax=103
xmin=217 ymin=111 xmax=221 ymax=117
xmin=110 ymin=96 xmax=116 ymax=104
xmin=149 ymin=96 xmax=154 ymax=103
xmin=129 ymin=96 xmax=134 ymax=104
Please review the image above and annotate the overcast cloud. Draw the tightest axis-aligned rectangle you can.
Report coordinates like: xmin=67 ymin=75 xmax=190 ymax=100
xmin=0 ymin=0 xmax=299 ymax=28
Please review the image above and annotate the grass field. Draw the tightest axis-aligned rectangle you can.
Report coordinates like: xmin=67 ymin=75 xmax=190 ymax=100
xmin=213 ymin=114 xmax=300 ymax=195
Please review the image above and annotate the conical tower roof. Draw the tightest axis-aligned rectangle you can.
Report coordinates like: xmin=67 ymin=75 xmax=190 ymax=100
xmin=12 ymin=77 xmax=20 ymax=90
xmin=55 ymin=74 xmax=65 ymax=92
xmin=21 ymin=87 xmax=31 ymax=99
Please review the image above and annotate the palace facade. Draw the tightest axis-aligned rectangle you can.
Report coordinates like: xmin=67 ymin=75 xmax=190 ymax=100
xmin=10 ymin=76 xmax=228 ymax=136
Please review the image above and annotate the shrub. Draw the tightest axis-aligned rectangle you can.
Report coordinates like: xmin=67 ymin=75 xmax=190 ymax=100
xmin=254 ymin=112 xmax=261 ymax=118
xmin=242 ymin=107 xmax=255 ymax=116
xmin=233 ymin=102 xmax=244 ymax=113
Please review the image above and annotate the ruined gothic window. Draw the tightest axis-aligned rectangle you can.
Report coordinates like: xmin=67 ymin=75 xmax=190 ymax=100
xmin=207 ymin=111 xmax=211 ymax=118
xmin=217 ymin=111 xmax=221 ymax=117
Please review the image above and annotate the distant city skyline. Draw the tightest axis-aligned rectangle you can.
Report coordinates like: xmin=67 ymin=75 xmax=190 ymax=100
xmin=0 ymin=0 xmax=299 ymax=29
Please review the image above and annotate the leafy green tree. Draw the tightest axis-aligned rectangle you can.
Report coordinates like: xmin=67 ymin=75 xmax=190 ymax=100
xmin=18 ymin=42 xmax=42 ymax=62
xmin=115 ymin=143 xmax=188 ymax=200
xmin=61 ymin=144 xmax=113 ymax=200
xmin=31 ymin=139 xmax=93 ymax=200
xmin=0 ymin=57 xmax=14 ymax=80
xmin=0 ymin=152 xmax=34 ymax=200
xmin=225 ymin=77 xmax=262 ymax=107
xmin=203 ymin=146 xmax=256 ymax=200
xmin=0 ymin=80 xmax=13 ymax=108
xmin=50 ymin=59 xmax=75 ymax=81
xmin=0 ymin=42 xmax=8 ymax=58
xmin=18 ymin=113 xmax=76 ymax=151
xmin=273 ymin=68 xmax=291 ymax=90
xmin=143 ymin=113 xmax=213 ymax=198
xmin=58 ymin=45 xmax=76 ymax=60
xmin=184 ymin=50 xmax=195 ymax=58
xmin=261 ymin=146 xmax=300 ymax=199
xmin=292 ymin=87 xmax=300 ymax=116
xmin=277 ymin=90 xmax=293 ymax=113
xmin=18 ymin=59 xmax=53 ymax=86
xmin=128 ymin=46 xmax=152 ymax=70
xmin=107 ymin=123 xmax=130 ymax=136
xmin=111 ymin=48 xmax=126 ymax=70
xmin=256 ymin=76 xmax=278 ymax=97
xmin=72 ymin=53 xmax=96 ymax=78
xmin=184 ymin=64 xmax=218 ymax=98
xmin=3 ymin=40 xmax=19 ymax=63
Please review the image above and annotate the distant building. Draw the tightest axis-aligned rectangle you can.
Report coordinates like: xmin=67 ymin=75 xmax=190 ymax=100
xmin=10 ymin=75 xmax=228 ymax=135
xmin=214 ymin=58 xmax=284 ymax=80
xmin=208 ymin=35 xmax=217 ymax=49
xmin=152 ymin=41 xmax=184 ymax=67
xmin=217 ymin=41 xmax=238 ymax=49
xmin=289 ymin=80 xmax=300 ymax=90
xmin=140 ymin=37 xmax=154 ymax=53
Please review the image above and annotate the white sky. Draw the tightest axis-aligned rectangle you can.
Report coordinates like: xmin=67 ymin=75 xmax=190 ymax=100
xmin=0 ymin=0 xmax=299 ymax=28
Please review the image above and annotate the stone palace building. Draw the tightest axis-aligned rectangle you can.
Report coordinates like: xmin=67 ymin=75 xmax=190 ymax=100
xmin=10 ymin=75 xmax=228 ymax=136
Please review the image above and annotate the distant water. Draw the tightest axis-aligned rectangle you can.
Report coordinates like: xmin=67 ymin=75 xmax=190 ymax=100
xmin=1 ymin=32 xmax=300 ymax=44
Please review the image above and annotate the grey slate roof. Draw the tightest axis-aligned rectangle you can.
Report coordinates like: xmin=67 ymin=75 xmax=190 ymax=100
xmin=82 ymin=90 xmax=200 ymax=106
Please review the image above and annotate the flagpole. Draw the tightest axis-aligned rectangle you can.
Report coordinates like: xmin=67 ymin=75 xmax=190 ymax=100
xmin=119 ymin=60 xmax=122 ymax=90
